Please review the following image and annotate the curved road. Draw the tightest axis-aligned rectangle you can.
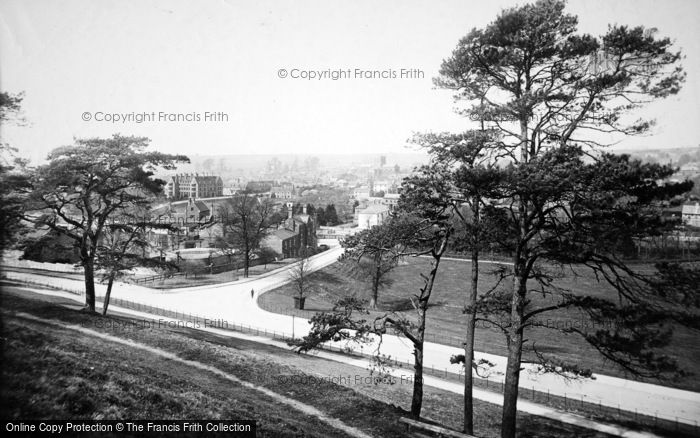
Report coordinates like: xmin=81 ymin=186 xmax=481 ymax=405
xmin=2 ymin=248 xmax=699 ymax=427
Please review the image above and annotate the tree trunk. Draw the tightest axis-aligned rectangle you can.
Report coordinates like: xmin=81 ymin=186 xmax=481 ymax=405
xmin=463 ymin=248 xmax=478 ymax=434
xmin=463 ymin=200 xmax=480 ymax=434
xmin=83 ymin=255 xmax=96 ymax=312
xmin=410 ymin=343 xmax=424 ymax=418
xmin=501 ymin=269 xmax=526 ymax=438
xmin=409 ymin=240 xmax=447 ymax=419
xmin=371 ymin=263 xmax=381 ymax=309
xmin=243 ymin=247 xmax=250 ymax=278
xmin=102 ymin=274 xmax=115 ymax=315
xmin=500 ymin=118 xmax=530 ymax=438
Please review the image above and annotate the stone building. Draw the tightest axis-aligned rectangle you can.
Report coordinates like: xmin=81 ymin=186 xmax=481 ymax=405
xmin=262 ymin=203 xmax=317 ymax=258
xmin=166 ymin=174 xmax=223 ymax=199
xmin=271 ymin=182 xmax=295 ymax=199
xmin=357 ymin=204 xmax=390 ymax=230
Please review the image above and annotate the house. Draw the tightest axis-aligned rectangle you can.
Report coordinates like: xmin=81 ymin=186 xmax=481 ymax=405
xmin=185 ymin=198 xmax=211 ymax=222
xmin=262 ymin=203 xmax=317 ymax=258
xmin=357 ymin=204 xmax=390 ymax=230
xmin=384 ymin=193 xmax=400 ymax=207
xmin=263 ymin=229 xmax=301 ymax=259
xmin=271 ymin=183 xmax=295 ymax=199
xmin=682 ymin=202 xmax=700 ymax=227
xmin=371 ymin=180 xmax=391 ymax=194
xmin=365 ymin=194 xmax=400 ymax=210
xmin=317 ymin=224 xmax=360 ymax=245
xmin=146 ymin=199 xmax=214 ymax=250
xmin=353 ymin=186 xmax=371 ymax=199
xmin=166 ymin=173 xmax=223 ymax=199
xmin=290 ymin=207 xmax=317 ymax=249
xmin=153 ymin=198 xmax=214 ymax=225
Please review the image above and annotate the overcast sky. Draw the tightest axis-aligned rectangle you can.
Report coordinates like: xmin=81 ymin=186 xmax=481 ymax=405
xmin=1 ymin=0 xmax=699 ymax=163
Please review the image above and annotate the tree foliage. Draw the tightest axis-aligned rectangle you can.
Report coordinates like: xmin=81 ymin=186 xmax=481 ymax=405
xmin=486 ymin=146 xmax=694 ymax=365
xmin=291 ymin=168 xmax=455 ymax=418
xmin=0 ymin=91 xmax=24 ymax=124
xmin=217 ymin=193 xmax=276 ymax=278
xmin=96 ymin=209 xmax=178 ymax=315
xmin=339 ymin=226 xmax=402 ymax=309
xmin=287 ymin=249 xmax=316 ymax=307
xmin=324 ymin=204 xmax=340 ymax=226
xmin=436 ymin=0 xmax=684 ymax=155
xmin=25 ymin=135 xmax=188 ymax=312
xmin=410 ymin=128 xmax=507 ymax=434
xmin=0 ymin=92 xmax=31 ymax=253
xmin=435 ymin=2 xmax=691 ymax=437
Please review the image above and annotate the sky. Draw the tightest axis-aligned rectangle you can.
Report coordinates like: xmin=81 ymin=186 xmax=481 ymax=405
xmin=1 ymin=0 xmax=699 ymax=163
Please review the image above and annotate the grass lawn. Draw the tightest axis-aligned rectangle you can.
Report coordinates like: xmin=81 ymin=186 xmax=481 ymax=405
xmin=0 ymin=287 xmax=622 ymax=438
xmin=259 ymin=257 xmax=700 ymax=392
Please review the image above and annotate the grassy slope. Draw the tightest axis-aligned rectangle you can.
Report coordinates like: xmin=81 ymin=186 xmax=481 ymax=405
xmin=259 ymin=258 xmax=700 ymax=391
xmin=0 ymin=288 xmax=614 ymax=438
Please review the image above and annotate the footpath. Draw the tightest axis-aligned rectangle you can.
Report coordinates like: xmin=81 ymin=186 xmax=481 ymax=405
xmin=2 ymin=248 xmax=699 ymax=431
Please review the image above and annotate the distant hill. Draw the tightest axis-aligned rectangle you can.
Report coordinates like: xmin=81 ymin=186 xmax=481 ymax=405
xmin=183 ymin=153 xmax=426 ymax=169
xmin=614 ymin=146 xmax=700 ymax=165
xmin=160 ymin=153 xmax=429 ymax=180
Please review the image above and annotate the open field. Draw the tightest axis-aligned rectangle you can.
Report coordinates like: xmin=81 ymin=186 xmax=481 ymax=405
xmin=0 ymin=289 xmax=622 ymax=438
xmin=259 ymin=257 xmax=700 ymax=392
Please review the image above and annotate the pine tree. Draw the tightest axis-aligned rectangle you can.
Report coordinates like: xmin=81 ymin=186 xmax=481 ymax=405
xmin=436 ymin=1 xmax=690 ymax=436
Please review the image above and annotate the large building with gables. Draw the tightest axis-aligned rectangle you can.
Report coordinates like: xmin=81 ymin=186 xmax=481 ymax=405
xmin=166 ymin=173 xmax=223 ymax=200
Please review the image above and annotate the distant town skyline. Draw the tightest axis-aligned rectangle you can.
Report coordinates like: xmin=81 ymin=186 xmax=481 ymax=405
xmin=1 ymin=0 xmax=699 ymax=164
